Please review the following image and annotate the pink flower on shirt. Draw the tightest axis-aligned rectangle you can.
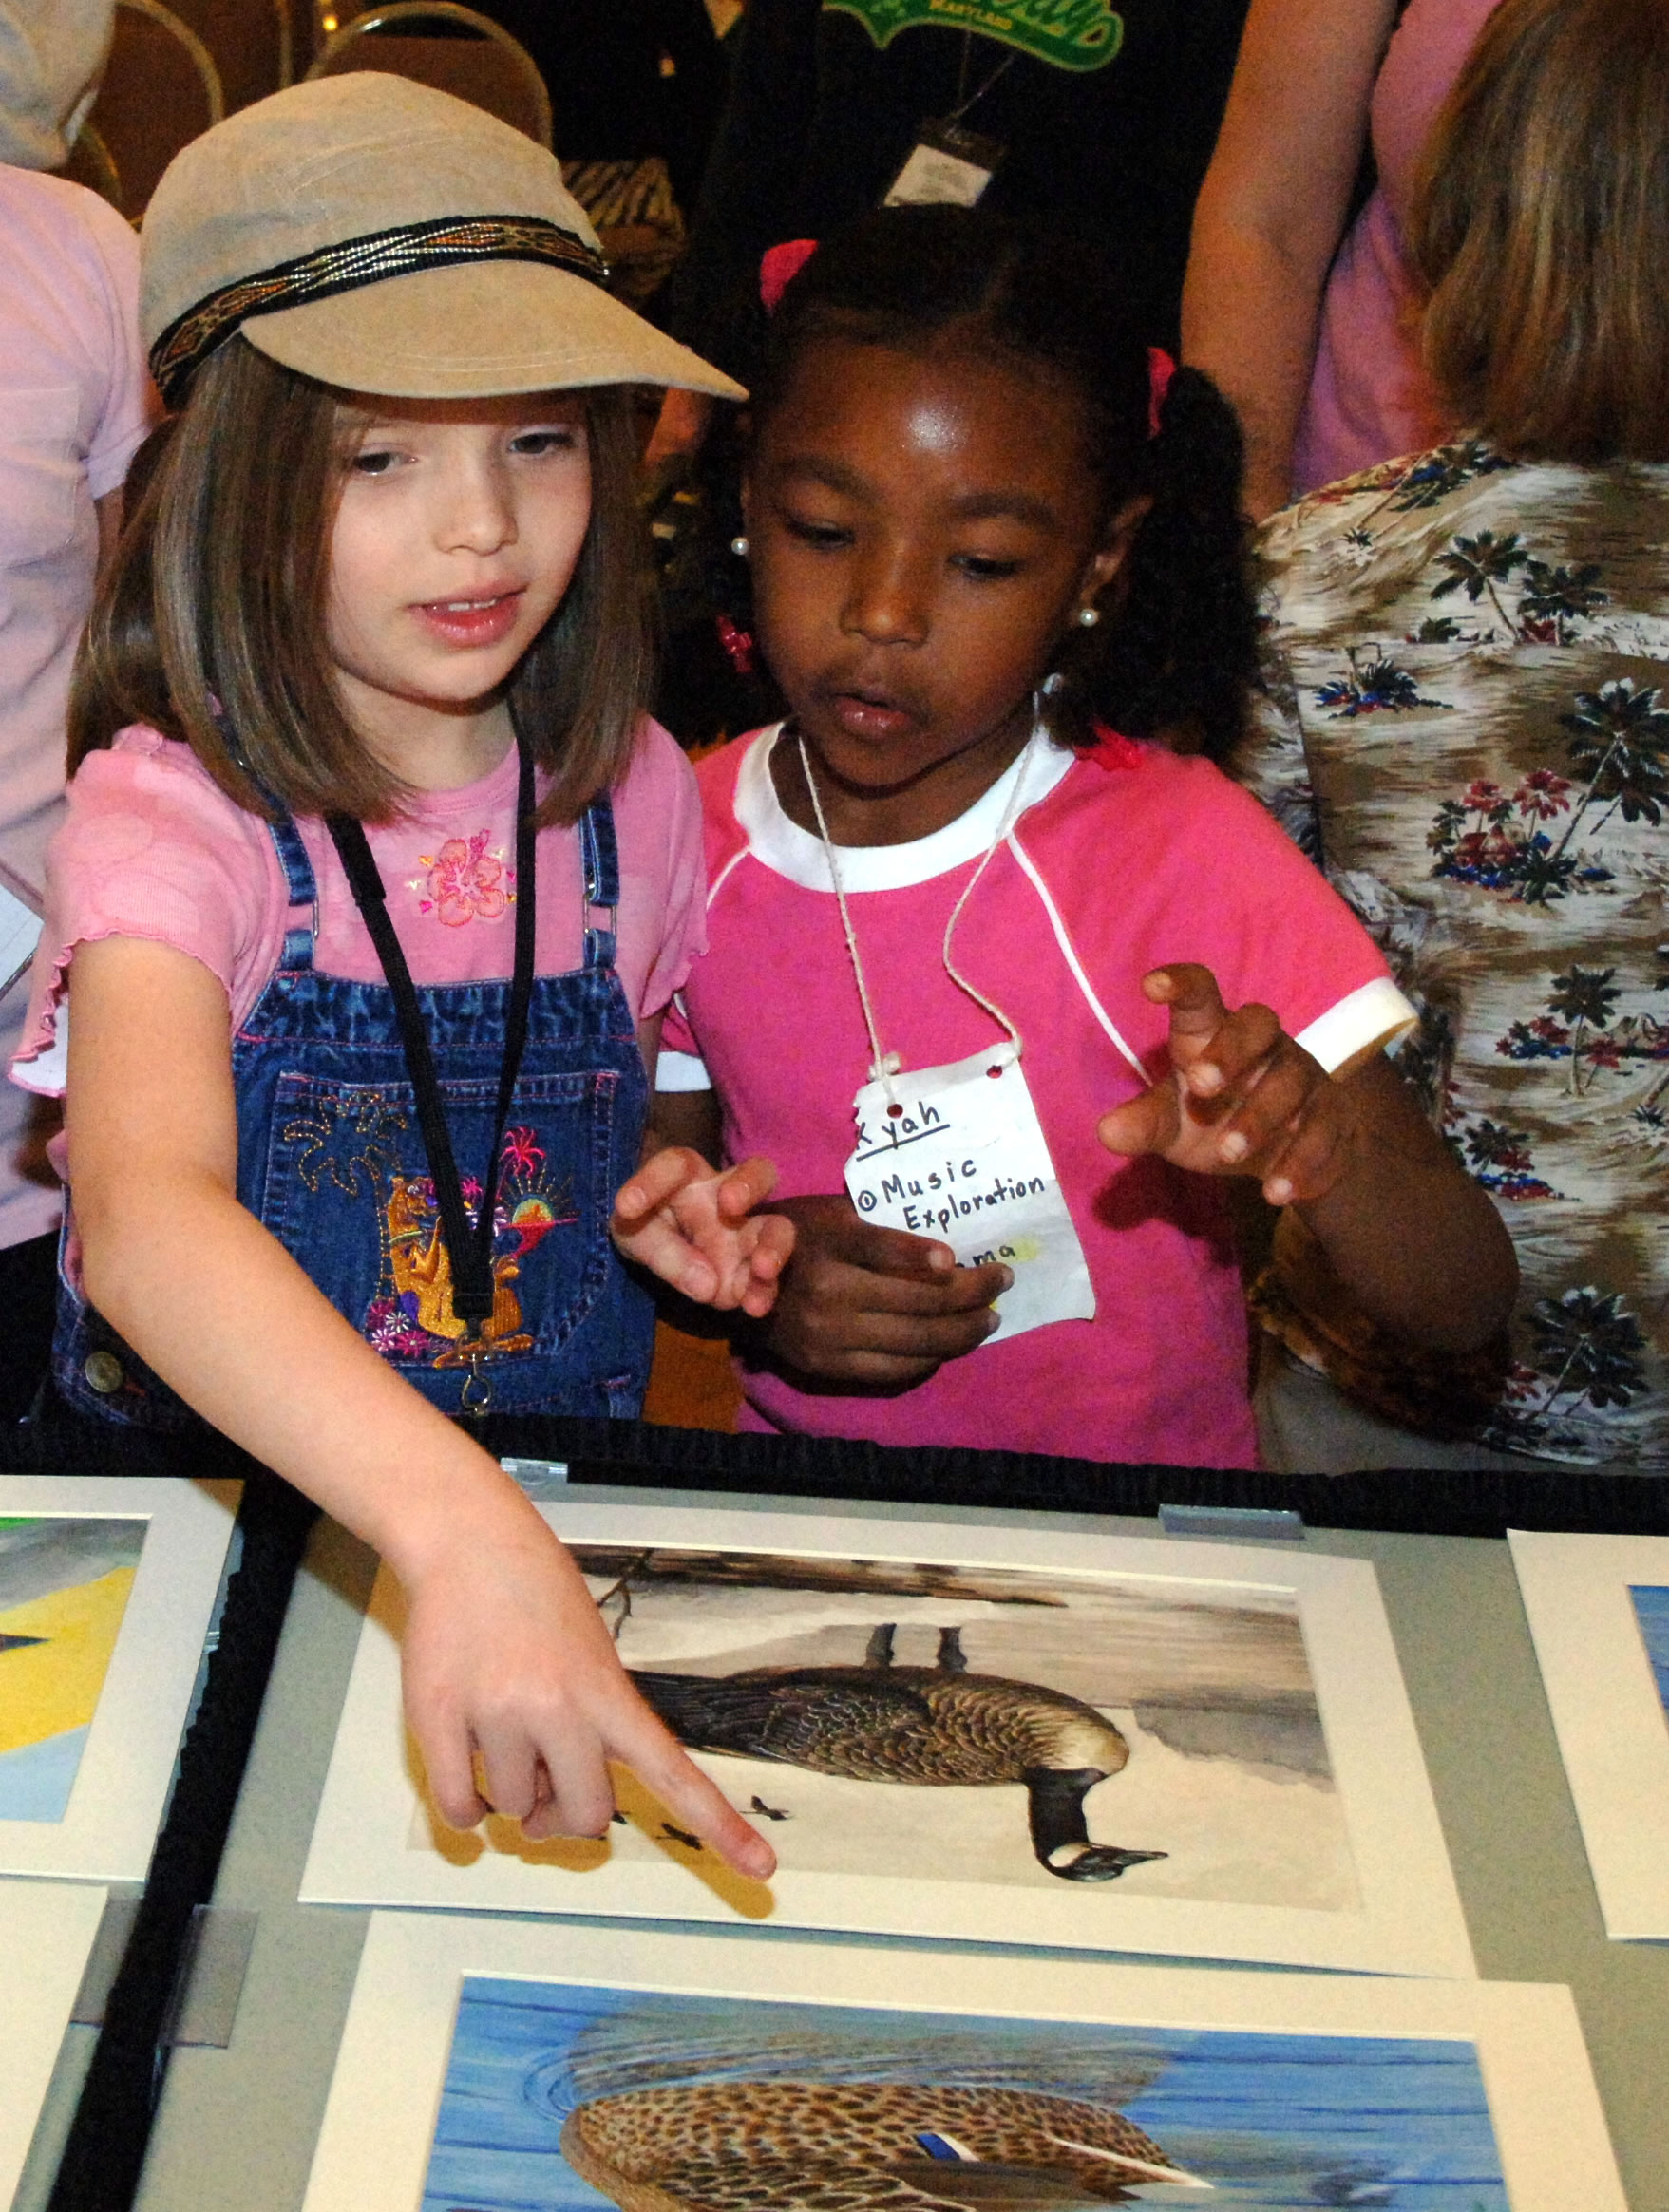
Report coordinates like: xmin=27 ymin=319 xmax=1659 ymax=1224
xmin=409 ymin=832 xmax=513 ymax=927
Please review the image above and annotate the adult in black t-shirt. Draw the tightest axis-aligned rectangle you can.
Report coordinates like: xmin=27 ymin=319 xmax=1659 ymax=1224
xmin=656 ymin=0 xmax=1252 ymax=433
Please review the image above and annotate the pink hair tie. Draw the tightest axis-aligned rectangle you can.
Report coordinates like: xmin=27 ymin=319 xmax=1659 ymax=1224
xmin=1147 ymin=346 xmax=1177 ymax=438
xmin=760 ymin=238 xmax=819 ymax=313
xmin=715 ymin=614 xmax=755 ymax=675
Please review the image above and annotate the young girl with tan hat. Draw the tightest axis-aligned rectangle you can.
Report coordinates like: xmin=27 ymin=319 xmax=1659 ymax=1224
xmin=9 ymin=72 xmax=788 ymax=1874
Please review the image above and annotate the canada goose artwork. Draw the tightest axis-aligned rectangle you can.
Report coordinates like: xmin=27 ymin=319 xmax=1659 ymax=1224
xmin=547 ymin=1541 xmax=1361 ymax=1917
xmin=631 ymin=1625 xmax=1167 ymax=1882
xmin=305 ymin=1512 xmax=1476 ymax=1977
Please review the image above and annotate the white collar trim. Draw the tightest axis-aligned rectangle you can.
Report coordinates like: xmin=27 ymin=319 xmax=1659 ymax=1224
xmin=731 ymin=722 xmax=1075 ymax=893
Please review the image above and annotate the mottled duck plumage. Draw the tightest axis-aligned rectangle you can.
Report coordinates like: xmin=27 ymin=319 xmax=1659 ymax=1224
xmin=559 ymin=2079 xmax=1208 ymax=2210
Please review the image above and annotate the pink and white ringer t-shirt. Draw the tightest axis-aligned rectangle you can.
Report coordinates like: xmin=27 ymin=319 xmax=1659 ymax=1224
xmin=662 ymin=725 xmax=1413 ymax=1469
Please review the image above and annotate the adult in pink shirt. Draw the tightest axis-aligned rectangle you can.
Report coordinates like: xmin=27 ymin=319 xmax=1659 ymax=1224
xmin=1183 ymin=0 xmax=1498 ymax=520
xmin=0 ymin=163 xmax=155 ymax=1418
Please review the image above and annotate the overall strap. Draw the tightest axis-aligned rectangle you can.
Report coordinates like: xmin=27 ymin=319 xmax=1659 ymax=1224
xmin=265 ymin=807 xmax=319 ymax=971
xmin=578 ymin=791 xmax=619 ymax=971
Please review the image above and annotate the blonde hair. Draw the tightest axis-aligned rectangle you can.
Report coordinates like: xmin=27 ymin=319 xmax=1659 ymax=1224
xmin=70 ymin=338 xmax=654 ymax=826
xmin=1411 ymin=0 xmax=1669 ymax=463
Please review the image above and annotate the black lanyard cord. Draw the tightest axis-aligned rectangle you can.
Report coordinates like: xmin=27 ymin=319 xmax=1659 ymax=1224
xmin=327 ymin=726 xmax=540 ymax=1335
xmin=949 ymin=30 xmax=1016 ymax=122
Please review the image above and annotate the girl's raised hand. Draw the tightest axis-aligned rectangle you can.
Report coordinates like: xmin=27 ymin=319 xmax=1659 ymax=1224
xmin=396 ymin=1493 xmax=776 ymax=1877
xmin=1095 ymin=963 xmax=1363 ymax=1205
xmin=612 ymin=1146 xmax=796 ymax=1314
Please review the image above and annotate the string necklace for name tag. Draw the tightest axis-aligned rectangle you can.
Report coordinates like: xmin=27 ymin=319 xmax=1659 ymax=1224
xmin=327 ymin=720 xmax=538 ymax=1412
xmin=808 ymin=719 xmax=1098 ymax=1341
xmin=795 ymin=728 xmax=1029 ymax=1113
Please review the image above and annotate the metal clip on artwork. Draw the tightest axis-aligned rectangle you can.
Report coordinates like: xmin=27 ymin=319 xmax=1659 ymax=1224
xmin=1158 ymin=1503 xmax=1306 ymax=1544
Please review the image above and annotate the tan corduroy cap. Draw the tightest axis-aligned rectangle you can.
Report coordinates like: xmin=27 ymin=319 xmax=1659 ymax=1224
xmin=141 ymin=73 xmax=746 ymax=408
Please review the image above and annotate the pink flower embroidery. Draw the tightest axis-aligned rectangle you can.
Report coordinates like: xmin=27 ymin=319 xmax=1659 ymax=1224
xmin=411 ymin=832 xmax=512 ymax=927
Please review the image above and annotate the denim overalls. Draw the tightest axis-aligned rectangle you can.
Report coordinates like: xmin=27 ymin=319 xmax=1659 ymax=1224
xmin=53 ymin=792 xmax=654 ymax=1428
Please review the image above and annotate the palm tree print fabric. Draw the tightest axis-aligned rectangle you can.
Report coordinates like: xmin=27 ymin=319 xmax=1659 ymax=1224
xmin=1242 ymin=441 xmax=1668 ymax=1468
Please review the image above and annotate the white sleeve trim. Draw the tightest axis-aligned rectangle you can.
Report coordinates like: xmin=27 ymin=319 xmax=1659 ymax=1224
xmin=655 ymin=1047 xmax=713 ymax=1093
xmin=1296 ymin=976 xmax=1418 ymax=1075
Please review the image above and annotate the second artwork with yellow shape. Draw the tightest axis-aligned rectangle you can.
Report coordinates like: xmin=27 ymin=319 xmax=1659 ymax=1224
xmin=0 ymin=1518 xmax=144 ymax=1822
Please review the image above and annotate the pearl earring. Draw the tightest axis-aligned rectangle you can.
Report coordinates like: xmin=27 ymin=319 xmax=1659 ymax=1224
xmin=730 ymin=535 xmax=750 ymax=558
xmin=1076 ymin=605 xmax=1100 ymax=628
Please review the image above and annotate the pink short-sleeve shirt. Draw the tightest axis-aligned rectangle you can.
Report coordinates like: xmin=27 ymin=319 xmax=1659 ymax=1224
xmin=12 ymin=717 xmax=707 ymax=1101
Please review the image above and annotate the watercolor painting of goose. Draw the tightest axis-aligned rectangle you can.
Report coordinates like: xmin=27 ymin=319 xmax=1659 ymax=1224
xmin=560 ymin=2079 xmax=1211 ymax=2209
xmin=630 ymin=1625 xmax=1166 ymax=1882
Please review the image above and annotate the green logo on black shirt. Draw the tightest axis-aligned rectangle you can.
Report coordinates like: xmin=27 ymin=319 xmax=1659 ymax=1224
xmin=825 ymin=0 xmax=1124 ymax=70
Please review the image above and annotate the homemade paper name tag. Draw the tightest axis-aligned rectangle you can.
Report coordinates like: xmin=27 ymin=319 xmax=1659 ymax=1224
xmin=844 ymin=1041 xmax=1095 ymax=1344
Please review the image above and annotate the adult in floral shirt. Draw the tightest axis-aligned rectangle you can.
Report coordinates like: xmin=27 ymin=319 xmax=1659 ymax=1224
xmin=1239 ymin=0 xmax=1667 ymax=1472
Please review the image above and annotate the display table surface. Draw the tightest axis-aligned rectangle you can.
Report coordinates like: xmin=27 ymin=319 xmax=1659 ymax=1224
xmin=16 ymin=1481 xmax=1669 ymax=2212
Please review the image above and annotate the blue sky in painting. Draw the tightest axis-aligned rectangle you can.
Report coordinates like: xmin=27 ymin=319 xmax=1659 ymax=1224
xmin=0 ymin=1726 xmax=88 ymax=1822
xmin=421 ymin=1978 xmax=1507 ymax=2212
xmin=1628 ymin=1586 xmax=1669 ymax=1721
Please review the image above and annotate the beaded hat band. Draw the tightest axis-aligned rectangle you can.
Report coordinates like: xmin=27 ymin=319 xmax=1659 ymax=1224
xmin=150 ymin=214 xmax=606 ymax=407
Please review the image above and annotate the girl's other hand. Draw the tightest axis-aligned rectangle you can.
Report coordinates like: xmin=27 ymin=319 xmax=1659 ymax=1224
xmin=1096 ymin=963 xmax=1517 ymax=1352
xmin=612 ymin=1146 xmax=795 ymax=1315
xmin=1095 ymin=962 xmax=1361 ymax=1205
xmin=398 ymin=1497 xmax=776 ymax=1879
xmin=763 ymin=1194 xmax=1010 ymax=1383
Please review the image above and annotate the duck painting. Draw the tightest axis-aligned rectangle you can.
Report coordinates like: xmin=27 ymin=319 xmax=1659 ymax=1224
xmin=560 ymin=2079 xmax=1211 ymax=2209
xmin=629 ymin=1625 xmax=1166 ymax=1882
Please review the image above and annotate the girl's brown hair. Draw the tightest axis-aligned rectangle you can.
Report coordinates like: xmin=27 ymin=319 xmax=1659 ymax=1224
xmin=1411 ymin=0 xmax=1669 ymax=463
xmin=69 ymin=337 xmax=654 ymax=826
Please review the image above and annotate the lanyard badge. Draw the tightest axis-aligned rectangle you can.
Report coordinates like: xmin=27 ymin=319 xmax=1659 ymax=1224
xmin=798 ymin=731 xmax=1096 ymax=1347
xmin=882 ymin=37 xmax=1012 ymax=209
xmin=883 ymin=120 xmax=1004 ymax=209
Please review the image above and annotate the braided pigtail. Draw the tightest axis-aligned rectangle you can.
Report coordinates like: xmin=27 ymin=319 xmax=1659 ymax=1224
xmin=1087 ymin=365 xmax=1256 ymax=762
